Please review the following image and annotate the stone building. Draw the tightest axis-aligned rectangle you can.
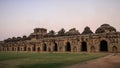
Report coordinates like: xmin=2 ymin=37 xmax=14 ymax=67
xmin=0 ymin=24 xmax=120 ymax=53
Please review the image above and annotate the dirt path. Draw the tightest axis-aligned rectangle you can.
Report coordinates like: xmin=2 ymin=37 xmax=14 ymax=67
xmin=66 ymin=54 xmax=120 ymax=68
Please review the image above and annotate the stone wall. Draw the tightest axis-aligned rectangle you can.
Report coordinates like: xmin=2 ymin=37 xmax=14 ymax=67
xmin=0 ymin=32 xmax=120 ymax=53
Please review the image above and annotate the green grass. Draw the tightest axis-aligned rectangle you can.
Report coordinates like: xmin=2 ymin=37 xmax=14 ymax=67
xmin=0 ymin=52 xmax=108 ymax=68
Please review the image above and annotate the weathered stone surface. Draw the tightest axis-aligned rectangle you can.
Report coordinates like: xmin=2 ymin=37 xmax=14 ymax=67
xmin=0 ymin=24 xmax=120 ymax=53
xmin=82 ymin=26 xmax=93 ymax=34
xmin=65 ymin=28 xmax=80 ymax=35
xmin=95 ymin=24 xmax=116 ymax=33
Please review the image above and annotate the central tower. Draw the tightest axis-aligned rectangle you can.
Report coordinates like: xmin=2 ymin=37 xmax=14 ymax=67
xmin=30 ymin=28 xmax=47 ymax=39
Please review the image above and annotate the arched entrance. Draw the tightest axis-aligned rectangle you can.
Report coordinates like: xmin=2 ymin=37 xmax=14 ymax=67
xmin=12 ymin=47 xmax=14 ymax=51
xmin=15 ymin=48 xmax=17 ymax=51
xmin=37 ymin=47 xmax=40 ymax=52
xmin=20 ymin=48 xmax=22 ymax=51
xmin=112 ymin=46 xmax=117 ymax=53
xmin=53 ymin=43 xmax=58 ymax=51
xmin=17 ymin=47 xmax=20 ymax=51
xmin=100 ymin=40 xmax=108 ymax=52
xmin=7 ymin=48 xmax=9 ymax=51
xmin=43 ymin=43 xmax=47 ymax=51
xmin=24 ymin=46 xmax=26 ymax=51
xmin=32 ymin=44 xmax=36 ymax=51
xmin=28 ymin=47 xmax=31 ymax=51
xmin=65 ymin=42 xmax=71 ymax=52
xmin=81 ymin=42 xmax=87 ymax=51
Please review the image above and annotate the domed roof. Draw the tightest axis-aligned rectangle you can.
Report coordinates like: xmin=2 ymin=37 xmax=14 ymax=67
xmin=82 ymin=26 xmax=93 ymax=34
xmin=95 ymin=24 xmax=116 ymax=33
xmin=65 ymin=28 xmax=80 ymax=35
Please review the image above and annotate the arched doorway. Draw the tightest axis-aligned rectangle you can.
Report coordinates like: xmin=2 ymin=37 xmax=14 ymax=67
xmin=112 ymin=46 xmax=117 ymax=53
xmin=65 ymin=42 xmax=71 ymax=52
xmin=43 ymin=43 xmax=47 ymax=51
xmin=20 ymin=48 xmax=22 ymax=51
xmin=37 ymin=47 xmax=40 ymax=52
xmin=28 ymin=47 xmax=31 ymax=51
xmin=7 ymin=48 xmax=9 ymax=51
xmin=24 ymin=46 xmax=26 ymax=51
xmin=81 ymin=42 xmax=87 ymax=51
xmin=32 ymin=44 xmax=36 ymax=51
xmin=91 ymin=46 xmax=95 ymax=52
xmin=12 ymin=47 xmax=14 ymax=51
xmin=15 ymin=48 xmax=17 ymax=51
xmin=17 ymin=47 xmax=20 ymax=51
xmin=100 ymin=40 xmax=108 ymax=52
xmin=53 ymin=43 xmax=58 ymax=51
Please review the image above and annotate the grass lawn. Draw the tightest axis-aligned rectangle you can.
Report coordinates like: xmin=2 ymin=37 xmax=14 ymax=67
xmin=0 ymin=52 xmax=108 ymax=68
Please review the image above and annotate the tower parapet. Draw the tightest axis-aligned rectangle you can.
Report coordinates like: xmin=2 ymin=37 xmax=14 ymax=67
xmin=30 ymin=28 xmax=47 ymax=39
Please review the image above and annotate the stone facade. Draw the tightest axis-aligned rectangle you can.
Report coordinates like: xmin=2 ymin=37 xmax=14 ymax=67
xmin=0 ymin=24 xmax=120 ymax=53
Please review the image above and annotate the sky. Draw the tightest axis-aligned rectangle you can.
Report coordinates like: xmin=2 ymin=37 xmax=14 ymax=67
xmin=0 ymin=0 xmax=120 ymax=41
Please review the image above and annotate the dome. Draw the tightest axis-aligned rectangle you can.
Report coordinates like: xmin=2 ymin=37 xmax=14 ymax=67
xmin=82 ymin=26 xmax=93 ymax=34
xmin=95 ymin=24 xmax=116 ymax=33
xmin=65 ymin=28 xmax=80 ymax=35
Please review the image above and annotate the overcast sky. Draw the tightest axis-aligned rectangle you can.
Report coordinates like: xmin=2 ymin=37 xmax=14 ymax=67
xmin=0 ymin=0 xmax=120 ymax=41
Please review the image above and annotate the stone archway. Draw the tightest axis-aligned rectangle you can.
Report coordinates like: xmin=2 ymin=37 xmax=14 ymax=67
xmin=20 ymin=48 xmax=23 ymax=51
xmin=37 ymin=47 xmax=41 ymax=52
xmin=43 ymin=43 xmax=47 ymax=51
xmin=112 ymin=46 xmax=117 ymax=53
xmin=53 ymin=43 xmax=58 ymax=51
xmin=12 ymin=47 xmax=14 ymax=51
xmin=81 ymin=42 xmax=87 ymax=52
xmin=24 ymin=46 xmax=26 ymax=51
xmin=28 ymin=47 xmax=31 ymax=51
xmin=7 ymin=47 xmax=9 ymax=51
xmin=100 ymin=40 xmax=108 ymax=52
xmin=32 ymin=44 xmax=36 ymax=51
xmin=91 ymin=46 xmax=95 ymax=52
xmin=17 ymin=47 xmax=20 ymax=51
xmin=65 ymin=42 xmax=71 ymax=52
